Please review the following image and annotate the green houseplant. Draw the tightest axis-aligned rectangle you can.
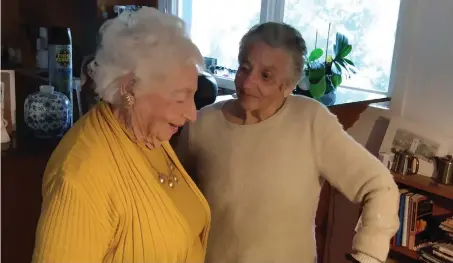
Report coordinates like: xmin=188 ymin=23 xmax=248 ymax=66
xmin=301 ymin=31 xmax=357 ymax=99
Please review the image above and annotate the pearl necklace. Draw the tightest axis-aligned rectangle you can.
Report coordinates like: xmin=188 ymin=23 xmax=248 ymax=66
xmin=149 ymin=147 xmax=179 ymax=189
xmin=122 ymin=108 xmax=179 ymax=189
xmin=157 ymin=163 xmax=178 ymax=188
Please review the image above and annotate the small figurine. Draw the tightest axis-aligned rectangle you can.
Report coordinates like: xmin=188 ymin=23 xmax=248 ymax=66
xmin=1 ymin=82 xmax=11 ymax=144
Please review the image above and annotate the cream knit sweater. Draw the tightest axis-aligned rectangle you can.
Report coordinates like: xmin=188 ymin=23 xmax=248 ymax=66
xmin=177 ymin=95 xmax=399 ymax=263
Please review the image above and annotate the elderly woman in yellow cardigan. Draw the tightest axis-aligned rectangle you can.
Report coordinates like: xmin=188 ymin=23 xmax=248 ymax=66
xmin=32 ymin=7 xmax=210 ymax=263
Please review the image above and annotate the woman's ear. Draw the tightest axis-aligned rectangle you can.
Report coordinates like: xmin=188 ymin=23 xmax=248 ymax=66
xmin=282 ymin=84 xmax=294 ymax=97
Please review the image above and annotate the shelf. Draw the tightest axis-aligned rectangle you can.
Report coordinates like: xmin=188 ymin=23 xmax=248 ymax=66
xmin=390 ymin=245 xmax=419 ymax=260
xmin=392 ymin=173 xmax=453 ymax=200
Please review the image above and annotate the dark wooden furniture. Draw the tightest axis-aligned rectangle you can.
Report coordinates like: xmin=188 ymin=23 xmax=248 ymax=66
xmin=1 ymin=69 xmax=60 ymax=263
xmin=1 ymin=152 xmax=52 ymax=263
xmin=2 ymin=0 xmax=158 ymax=73
xmin=392 ymin=173 xmax=453 ymax=200
xmin=388 ymin=173 xmax=453 ymax=262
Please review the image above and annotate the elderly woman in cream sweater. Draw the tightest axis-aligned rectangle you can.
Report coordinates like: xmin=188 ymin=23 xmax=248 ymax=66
xmin=177 ymin=22 xmax=399 ymax=263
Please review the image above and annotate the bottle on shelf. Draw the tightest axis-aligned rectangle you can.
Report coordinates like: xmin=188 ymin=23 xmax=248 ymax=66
xmin=48 ymin=27 xmax=73 ymax=126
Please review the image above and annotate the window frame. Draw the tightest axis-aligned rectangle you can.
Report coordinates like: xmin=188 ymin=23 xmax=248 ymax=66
xmin=164 ymin=0 xmax=400 ymax=96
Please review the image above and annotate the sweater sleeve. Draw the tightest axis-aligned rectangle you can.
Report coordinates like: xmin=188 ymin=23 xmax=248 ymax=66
xmin=312 ymin=105 xmax=400 ymax=263
xmin=32 ymin=176 xmax=112 ymax=263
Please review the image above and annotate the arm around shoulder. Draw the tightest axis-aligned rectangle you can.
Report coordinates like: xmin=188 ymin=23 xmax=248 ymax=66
xmin=312 ymin=104 xmax=399 ymax=262
xmin=32 ymin=174 xmax=113 ymax=263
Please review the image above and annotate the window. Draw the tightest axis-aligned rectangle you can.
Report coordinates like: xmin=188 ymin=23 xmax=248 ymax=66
xmin=172 ymin=0 xmax=400 ymax=94
xmin=284 ymin=0 xmax=400 ymax=94
xmin=182 ymin=0 xmax=260 ymax=71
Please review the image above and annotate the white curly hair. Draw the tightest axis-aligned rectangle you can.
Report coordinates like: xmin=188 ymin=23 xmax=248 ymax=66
xmin=92 ymin=7 xmax=203 ymax=105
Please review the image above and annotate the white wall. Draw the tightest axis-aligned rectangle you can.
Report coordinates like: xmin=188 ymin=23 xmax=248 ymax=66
xmin=327 ymin=1 xmax=453 ymax=262
xmin=355 ymin=0 xmax=453 ymax=150
xmin=395 ymin=0 xmax=453 ymax=136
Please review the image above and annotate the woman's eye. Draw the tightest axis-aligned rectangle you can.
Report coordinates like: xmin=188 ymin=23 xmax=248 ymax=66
xmin=174 ymin=96 xmax=185 ymax=104
xmin=262 ymin=72 xmax=271 ymax=80
xmin=239 ymin=66 xmax=250 ymax=72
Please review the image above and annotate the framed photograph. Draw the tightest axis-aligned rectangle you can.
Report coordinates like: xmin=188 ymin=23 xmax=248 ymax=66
xmin=379 ymin=117 xmax=453 ymax=177
xmin=1 ymin=70 xmax=16 ymax=134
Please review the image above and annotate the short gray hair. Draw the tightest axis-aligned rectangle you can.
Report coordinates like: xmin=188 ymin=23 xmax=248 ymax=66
xmin=238 ymin=22 xmax=307 ymax=85
xmin=93 ymin=7 xmax=203 ymax=105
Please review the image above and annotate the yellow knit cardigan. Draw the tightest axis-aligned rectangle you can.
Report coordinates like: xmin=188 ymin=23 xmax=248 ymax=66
xmin=32 ymin=102 xmax=211 ymax=263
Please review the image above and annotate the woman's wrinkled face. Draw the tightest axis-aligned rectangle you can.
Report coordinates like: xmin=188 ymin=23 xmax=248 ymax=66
xmin=234 ymin=41 xmax=294 ymax=112
xmin=134 ymin=64 xmax=198 ymax=142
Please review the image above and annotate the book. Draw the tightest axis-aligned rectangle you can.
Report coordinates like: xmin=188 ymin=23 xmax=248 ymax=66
xmin=408 ymin=194 xmax=433 ymax=250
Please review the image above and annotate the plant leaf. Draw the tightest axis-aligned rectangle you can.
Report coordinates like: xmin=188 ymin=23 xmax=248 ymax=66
xmin=336 ymin=60 xmax=349 ymax=71
xmin=333 ymin=62 xmax=342 ymax=75
xmin=334 ymin=32 xmax=352 ymax=59
xmin=334 ymin=33 xmax=344 ymax=56
xmin=343 ymin=58 xmax=355 ymax=66
xmin=307 ymin=61 xmax=326 ymax=83
xmin=335 ymin=60 xmax=350 ymax=78
xmin=308 ymin=48 xmax=324 ymax=62
xmin=345 ymin=63 xmax=357 ymax=74
xmin=338 ymin=45 xmax=352 ymax=58
xmin=337 ymin=32 xmax=350 ymax=47
xmin=309 ymin=75 xmax=327 ymax=99
xmin=331 ymin=73 xmax=342 ymax=87
xmin=336 ymin=59 xmax=357 ymax=76
xmin=331 ymin=65 xmax=342 ymax=87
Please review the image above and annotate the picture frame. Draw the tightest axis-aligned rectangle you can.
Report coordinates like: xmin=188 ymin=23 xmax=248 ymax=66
xmin=1 ymin=70 xmax=16 ymax=135
xmin=379 ymin=116 xmax=453 ymax=177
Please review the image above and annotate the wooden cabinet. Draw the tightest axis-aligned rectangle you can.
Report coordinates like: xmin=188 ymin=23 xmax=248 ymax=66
xmin=1 ymin=153 xmax=51 ymax=263
xmin=2 ymin=0 xmax=100 ymax=69
xmin=388 ymin=173 xmax=453 ymax=262
xmin=1 ymin=0 xmax=158 ymax=71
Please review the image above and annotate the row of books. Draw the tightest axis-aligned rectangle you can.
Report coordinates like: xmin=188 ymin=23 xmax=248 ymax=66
xmin=420 ymin=242 xmax=453 ymax=263
xmin=440 ymin=216 xmax=453 ymax=239
xmin=425 ymin=217 xmax=453 ymax=262
xmin=391 ymin=189 xmax=453 ymax=262
xmin=391 ymin=189 xmax=434 ymax=249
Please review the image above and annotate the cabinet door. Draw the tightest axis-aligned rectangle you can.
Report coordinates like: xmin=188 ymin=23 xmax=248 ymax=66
xmin=1 ymin=154 xmax=48 ymax=263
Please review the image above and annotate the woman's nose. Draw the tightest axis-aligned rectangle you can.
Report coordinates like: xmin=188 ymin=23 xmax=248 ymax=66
xmin=242 ymin=72 xmax=257 ymax=90
xmin=185 ymin=101 xmax=197 ymax=123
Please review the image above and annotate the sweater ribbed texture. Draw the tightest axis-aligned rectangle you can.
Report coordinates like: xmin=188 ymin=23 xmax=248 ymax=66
xmin=177 ymin=95 xmax=399 ymax=263
xmin=32 ymin=102 xmax=210 ymax=263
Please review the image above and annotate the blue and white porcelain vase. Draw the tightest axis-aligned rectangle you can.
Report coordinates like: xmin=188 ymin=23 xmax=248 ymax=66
xmin=24 ymin=85 xmax=71 ymax=138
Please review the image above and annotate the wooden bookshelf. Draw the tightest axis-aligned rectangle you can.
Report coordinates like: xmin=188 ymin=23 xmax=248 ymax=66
xmin=390 ymin=245 xmax=419 ymax=260
xmin=391 ymin=172 xmax=453 ymax=200
xmin=389 ymin=172 xmax=453 ymax=261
